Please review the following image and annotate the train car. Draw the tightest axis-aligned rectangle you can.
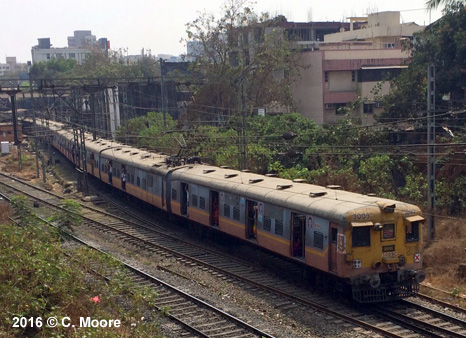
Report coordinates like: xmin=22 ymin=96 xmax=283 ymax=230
xmin=39 ymin=120 xmax=425 ymax=303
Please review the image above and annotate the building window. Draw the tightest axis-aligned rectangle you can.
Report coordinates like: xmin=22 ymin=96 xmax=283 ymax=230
xmin=335 ymin=103 xmax=347 ymax=115
xmin=325 ymin=72 xmax=329 ymax=83
xmin=352 ymin=71 xmax=356 ymax=82
xmin=69 ymin=53 xmax=76 ymax=58
xmin=363 ymin=103 xmax=375 ymax=114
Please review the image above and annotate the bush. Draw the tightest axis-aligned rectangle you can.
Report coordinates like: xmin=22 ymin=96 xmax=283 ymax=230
xmin=0 ymin=211 xmax=161 ymax=337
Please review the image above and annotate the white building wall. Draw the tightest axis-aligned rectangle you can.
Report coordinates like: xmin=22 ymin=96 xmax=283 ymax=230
xmin=31 ymin=47 xmax=91 ymax=65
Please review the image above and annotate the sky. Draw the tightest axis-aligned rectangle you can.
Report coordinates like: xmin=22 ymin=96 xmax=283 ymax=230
xmin=2 ymin=0 xmax=444 ymax=63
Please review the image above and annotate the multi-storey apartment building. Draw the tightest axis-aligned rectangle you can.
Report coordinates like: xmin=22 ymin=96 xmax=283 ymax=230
xmin=31 ymin=31 xmax=109 ymax=65
xmin=292 ymin=11 xmax=424 ymax=125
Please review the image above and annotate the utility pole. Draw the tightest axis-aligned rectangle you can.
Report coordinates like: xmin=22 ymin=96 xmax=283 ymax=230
xmin=160 ymin=58 xmax=166 ymax=128
xmin=236 ymin=79 xmax=248 ymax=170
xmin=1 ymin=87 xmax=22 ymax=171
xmin=29 ymin=69 xmax=40 ymax=178
xmin=427 ymin=63 xmax=436 ymax=241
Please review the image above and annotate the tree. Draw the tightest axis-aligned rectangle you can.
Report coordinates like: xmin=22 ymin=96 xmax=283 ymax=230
xmin=379 ymin=1 xmax=466 ymax=121
xmin=426 ymin=0 xmax=464 ymax=9
xmin=184 ymin=0 xmax=302 ymax=123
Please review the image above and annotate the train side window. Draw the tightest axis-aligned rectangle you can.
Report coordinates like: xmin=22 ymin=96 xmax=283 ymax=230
xmin=275 ymin=219 xmax=283 ymax=235
xmin=263 ymin=216 xmax=272 ymax=231
xmin=352 ymin=227 xmax=371 ymax=247
xmin=148 ymin=176 xmax=154 ymax=188
xmin=314 ymin=231 xmax=324 ymax=249
xmin=142 ymin=178 xmax=146 ymax=190
xmin=224 ymin=204 xmax=230 ymax=218
xmin=199 ymin=197 xmax=206 ymax=210
xmin=382 ymin=223 xmax=395 ymax=240
xmin=117 ymin=169 xmax=120 ymax=178
xmin=131 ymin=175 xmax=134 ymax=184
xmin=192 ymin=194 xmax=198 ymax=207
xmin=406 ymin=221 xmax=419 ymax=242
xmin=112 ymin=168 xmax=116 ymax=176
xmin=172 ymin=189 xmax=177 ymax=200
xmin=233 ymin=207 xmax=240 ymax=221
xmin=137 ymin=177 xmax=140 ymax=187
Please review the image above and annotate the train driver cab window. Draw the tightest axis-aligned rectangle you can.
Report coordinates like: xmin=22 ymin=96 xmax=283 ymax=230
xmin=382 ymin=223 xmax=395 ymax=240
xmin=352 ymin=226 xmax=371 ymax=247
xmin=406 ymin=221 xmax=420 ymax=242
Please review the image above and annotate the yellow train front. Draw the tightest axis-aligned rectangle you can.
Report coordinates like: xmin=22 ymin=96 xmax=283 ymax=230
xmin=39 ymin=119 xmax=425 ymax=303
xmin=340 ymin=200 xmax=425 ymax=302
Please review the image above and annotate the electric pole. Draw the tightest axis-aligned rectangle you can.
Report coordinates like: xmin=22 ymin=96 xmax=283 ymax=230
xmin=160 ymin=58 xmax=167 ymax=128
xmin=1 ymin=87 xmax=22 ymax=171
xmin=427 ymin=63 xmax=436 ymax=241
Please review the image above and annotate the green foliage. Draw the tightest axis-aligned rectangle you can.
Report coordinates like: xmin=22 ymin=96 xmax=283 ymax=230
xmin=0 ymin=222 xmax=161 ymax=337
xmin=30 ymin=58 xmax=78 ymax=78
xmin=10 ymin=195 xmax=37 ymax=227
xmin=451 ymin=285 xmax=462 ymax=297
xmin=381 ymin=1 xmax=466 ymax=121
xmin=115 ymin=112 xmax=178 ymax=154
xmin=358 ymin=155 xmax=395 ymax=198
xmin=30 ymin=49 xmax=160 ymax=80
xmin=49 ymin=199 xmax=83 ymax=234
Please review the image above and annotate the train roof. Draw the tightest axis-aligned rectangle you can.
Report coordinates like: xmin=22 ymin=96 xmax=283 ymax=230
xmin=172 ymin=165 xmax=420 ymax=225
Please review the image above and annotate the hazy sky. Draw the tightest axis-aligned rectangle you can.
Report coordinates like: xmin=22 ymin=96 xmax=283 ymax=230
xmin=2 ymin=0 xmax=444 ymax=63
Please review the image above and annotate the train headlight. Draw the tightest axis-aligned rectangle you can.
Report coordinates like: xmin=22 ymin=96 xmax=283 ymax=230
xmin=374 ymin=223 xmax=383 ymax=231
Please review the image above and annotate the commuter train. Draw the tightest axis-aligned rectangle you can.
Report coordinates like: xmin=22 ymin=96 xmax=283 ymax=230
xmin=37 ymin=120 xmax=425 ymax=303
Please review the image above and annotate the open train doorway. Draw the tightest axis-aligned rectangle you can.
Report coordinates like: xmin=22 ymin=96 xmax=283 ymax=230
xmin=246 ymin=200 xmax=257 ymax=240
xmin=210 ymin=191 xmax=219 ymax=227
xmin=181 ymin=183 xmax=189 ymax=216
xmin=291 ymin=213 xmax=305 ymax=259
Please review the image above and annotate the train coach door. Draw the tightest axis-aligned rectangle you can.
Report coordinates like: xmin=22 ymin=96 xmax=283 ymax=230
xmin=291 ymin=213 xmax=305 ymax=259
xmin=329 ymin=223 xmax=338 ymax=273
xmin=246 ymin=200 xmax=257 ymax=240
xmin=210 ymin=191 xmax=219 ymax=227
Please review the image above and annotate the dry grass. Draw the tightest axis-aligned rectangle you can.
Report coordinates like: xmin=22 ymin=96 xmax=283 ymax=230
xmin=423 ymin=218 xmax=466 ymax=292
xmin=0 ymin=203 xmax=10 ymax=224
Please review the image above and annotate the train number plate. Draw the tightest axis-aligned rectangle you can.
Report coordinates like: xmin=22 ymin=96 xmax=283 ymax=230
xmin=382 ymin=251 xmax=397 ymax=259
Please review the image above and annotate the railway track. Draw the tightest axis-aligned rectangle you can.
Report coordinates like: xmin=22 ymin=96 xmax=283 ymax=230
xmin=2 ymin=172 xmax=466 ymax=337
xmin=3 ymin=191 xmax=273 ymax=338
xmin=67 ymin=235 xmax=275 ymax=338
xmin=367 ymin=299 xmax=466 ymax=337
